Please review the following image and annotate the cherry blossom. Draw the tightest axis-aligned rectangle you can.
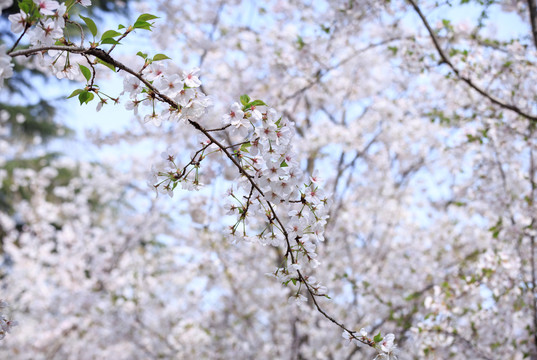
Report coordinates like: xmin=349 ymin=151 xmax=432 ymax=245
xmin=1 ymin=0 xmax=536 ymax=359
xmin=33 ymin=0 xmax=59 ymax=16
xmin=0 ymin=45 xmax=13 ymax=84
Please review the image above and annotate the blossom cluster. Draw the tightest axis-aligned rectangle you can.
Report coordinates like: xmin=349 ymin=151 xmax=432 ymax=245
xmin=149 ymin=136 xmax=215 ymax=196
xmin=123 ymin=65 xmax=210 ymax=127
xmin=220 ymin=100 xmax=332 ymax=285
xmin=149 ymin=98 xmax=335 ymax=317
xmin=151 ymin=93 xmax=332 ymax=296
xmin=3 ymin=0 xmax=93 ymax=84
xmin=9 ymin=1 xmax=90 ymax=45
xmin=1 ymin=1 xmax=399 ymax=356
xmin=343 ymin=329 xmax=397 ymax=359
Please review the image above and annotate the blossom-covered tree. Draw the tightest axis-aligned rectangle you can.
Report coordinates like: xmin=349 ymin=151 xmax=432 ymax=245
xmin=0 ymin=0 xmax=536 ymax=359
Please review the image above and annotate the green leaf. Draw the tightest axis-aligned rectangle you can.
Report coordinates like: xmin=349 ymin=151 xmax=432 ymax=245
xmin=242 ymin=99 xmax=267 ymax=111
xmin=133 ymin=22 xmax=149 ymax=30
xmin=136 ymin=13 xmax=159 ymax=22
xmin=67 ymin=89 xmax=84 ymax=99
xmin=297 ymin=35 xmax=305 ymax=50
xmin=240 ymin=94 xmax=250 ymax=106
xmin=78 ymin=90 xmax=94 ymax=105
xmin=100 ymin=38 xmax=121 ymax=45
xmin=132 ymin=18 xmax=153 ymax=31
xmin=373 ymin=332 xmax=383 ymax=343
xmin=240 ymin=142 xmax=251 ymax=152
xmin=101 ymin=30 xmax=122 ymax=41
xmin=153 ymin=53 xmax=171 ymax=61
xmin=291 ymin=278 xmax=297 ymax=286
xmin=97 ymin=59 xmax=116 ymax=72
xmin=488 ymin=217 xmax=503 ymax=239
xmin=404 ymin=291 xmax=421 ymax=301
xmin=136 ymin=51 xmax=148 ymax=59
xmin=80 ymin=15 xmax=98 ymax=38
xmin=78 ymin=64 xmax=91 ymax=81
xmin=77 ymin=91 xmax=87 ymax=104
xmin=19 ymin=0 xmax=32 ymax=14
xmin=280 ymin=160 xmax=288 ymax=167
xmin=247 ymin=100 xmax=267 ymax=107
xmin=118 ymin=24 xmax=125 ymax=29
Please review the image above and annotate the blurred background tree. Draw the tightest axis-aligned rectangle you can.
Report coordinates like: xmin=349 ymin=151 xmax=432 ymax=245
xmin=0 ymin=0 xmax=133 ymax=257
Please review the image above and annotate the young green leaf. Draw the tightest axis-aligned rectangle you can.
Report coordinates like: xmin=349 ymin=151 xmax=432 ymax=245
xmin=136 ymin=13 xmax=159 ymax=22
xmin=297 ymin=35 xmax=305 ymax=50
xmin=80 ymin=15 xmax=98 ymax=38
xmin=100 ymin=30 xmax=122 ymax=41
xmin=100 ymin=38 xmax=121 ymax=45
xmin=133 ymin=21 xmax=152 ymax=30
xmin=96 ymin=59 xmax=116 ymax=72
xmin=136 ymin=51 xmax=148 ymax=59
xmin=78 ymin=64 xmax=91 ymax=82
xmin=78 ymin=90 xmax=94 ymax=105
xmin=388 ymin=46 xmax=398 ymax=55
xmin=67 ymin=89 xmax=84 ymax=99
xmin=132 ymin=14 xmax=159 ymax=31
xmin=373 ymin=332 xmax=383 ymax=343
xmin=152 ymin=54 xmax=171 ymax=61
xmin=240 ymin=142 xmax=251 ymax=152
xmin=19 ymin=0 xmax=32 ymax=14
xmin=240 ymin=94 xmax=250 ymax=106
xmin=248 ymin=100 xmax=267 ymax=107
xmin=243 ymin=99 xmax=267 ymax=110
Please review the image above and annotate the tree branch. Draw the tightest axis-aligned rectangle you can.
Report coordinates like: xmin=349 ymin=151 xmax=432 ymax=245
xmin=8 ymin=43 xmax=378 ymax=352
xmin=407 ymin=0 xmax=537 ymax=123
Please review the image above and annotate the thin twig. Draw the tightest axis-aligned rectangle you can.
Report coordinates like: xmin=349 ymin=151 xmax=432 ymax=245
xmin=66 ymin=19 xmax=85 ymax=48
xmin=107 ymin=29 xmax=132 ymax=55
xmin=7 ymin=25 xmax=30 ymax=54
